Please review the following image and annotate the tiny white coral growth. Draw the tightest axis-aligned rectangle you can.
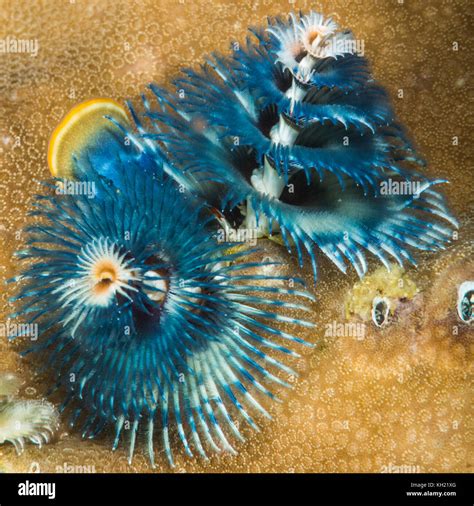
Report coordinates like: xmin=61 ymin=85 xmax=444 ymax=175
xmin=0 ymin=399 xmax=59 ymax=454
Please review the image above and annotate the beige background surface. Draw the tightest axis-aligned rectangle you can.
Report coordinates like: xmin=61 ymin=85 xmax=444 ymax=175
xmin=0 ymin=0 xmax=472 ymax=473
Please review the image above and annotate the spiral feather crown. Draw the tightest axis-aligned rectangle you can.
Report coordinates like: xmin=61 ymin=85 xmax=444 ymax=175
xmin=12 ymin=140 xmax=314 ymax=466
xmin=136 ymin=11 xmax=456 ymax=279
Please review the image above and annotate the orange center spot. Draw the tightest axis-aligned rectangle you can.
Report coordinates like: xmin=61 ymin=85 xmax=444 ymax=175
xmin=308 ymin=29 xmax=321 ymax=45
xmin=92 ymin=261 xmax=119 ymax=294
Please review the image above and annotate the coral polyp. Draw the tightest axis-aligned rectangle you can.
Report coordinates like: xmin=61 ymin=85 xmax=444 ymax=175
xmin=139 ymin=11 xmax=456 ymax=280
xmin=11 ymin=142 xmax=314 ymax=466
xmin=0 ymin=373 xmax=59 ymax=455
xmin=457 ymin=281 xmax=474 ymax=323
xmin=0 ymin=400 xmax=59 ymax=454
xmin=371 ymin=296 xmax=390 ymax=328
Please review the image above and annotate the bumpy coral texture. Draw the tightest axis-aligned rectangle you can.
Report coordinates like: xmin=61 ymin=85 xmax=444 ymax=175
xmin=0 ymin=0 xmax=472 ymax=473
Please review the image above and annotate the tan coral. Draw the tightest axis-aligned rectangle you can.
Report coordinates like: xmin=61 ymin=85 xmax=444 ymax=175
xmin=0 ymin=0 xmax=472 ymax=474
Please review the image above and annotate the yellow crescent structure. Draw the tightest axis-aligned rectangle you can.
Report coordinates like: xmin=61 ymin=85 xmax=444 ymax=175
xmin=48 ymin=98 xmax=130 ymax=178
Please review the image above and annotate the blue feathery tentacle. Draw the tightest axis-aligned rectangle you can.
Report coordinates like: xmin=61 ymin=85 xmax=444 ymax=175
xmin=137 ymin=11 xmax=457 ymax=280
xmin=10 ymin=141 xmax=315 ymax=466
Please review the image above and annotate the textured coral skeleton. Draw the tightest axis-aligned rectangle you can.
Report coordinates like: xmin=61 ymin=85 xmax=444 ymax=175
xmin=9 ymin=11 xmax=457 ymax=467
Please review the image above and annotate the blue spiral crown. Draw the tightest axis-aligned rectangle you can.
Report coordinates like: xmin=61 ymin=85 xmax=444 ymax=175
xmin=133 ymin=11 xmax=457 ymax=280
xmin=11 ymin=139 xmax=314 ymax=466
